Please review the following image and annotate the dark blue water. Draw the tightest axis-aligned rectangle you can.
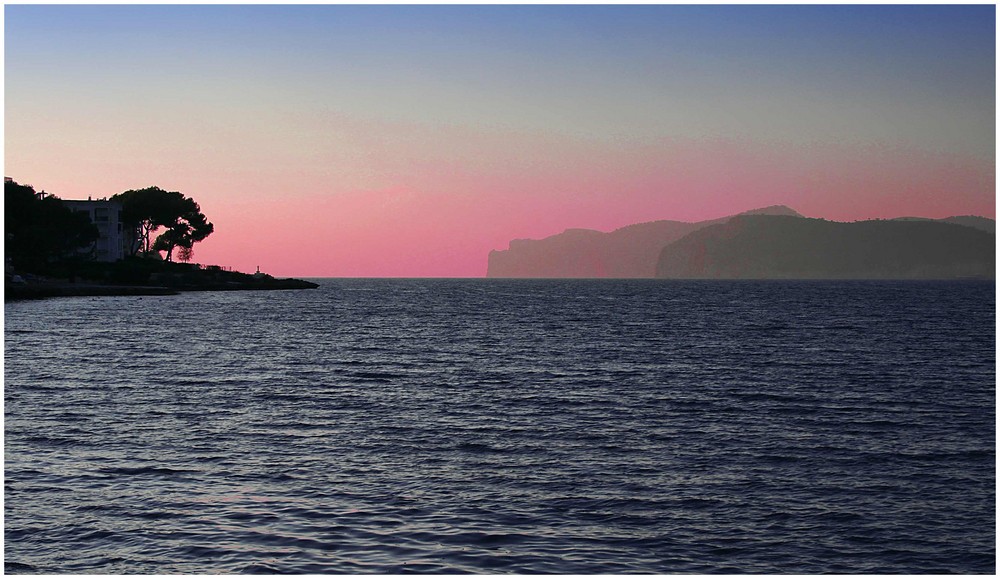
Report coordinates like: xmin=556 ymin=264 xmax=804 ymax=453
xmin=4 ymin=279 xmax=995 ymax=573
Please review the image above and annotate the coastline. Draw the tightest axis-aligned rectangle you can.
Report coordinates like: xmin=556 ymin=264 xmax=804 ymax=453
xmin=4 ymin=277 xmax=319 ymax=302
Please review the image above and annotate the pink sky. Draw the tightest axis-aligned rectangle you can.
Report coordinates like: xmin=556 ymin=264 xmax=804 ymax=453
xmin=5 ymin=5 xmax=994 ymax=277
xmin=191 ymin=132 xmax=994 ymax=277
xmin=6 ymin=122 xmax=994 ymax=278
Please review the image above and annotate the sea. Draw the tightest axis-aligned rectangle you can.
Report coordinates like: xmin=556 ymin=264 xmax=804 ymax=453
xmin=4 ymin=279 xmax=995 ymax=574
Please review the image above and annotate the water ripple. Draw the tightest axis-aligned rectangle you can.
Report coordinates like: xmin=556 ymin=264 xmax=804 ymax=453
xmin=4 ymin=279 xmax=995 ymax=573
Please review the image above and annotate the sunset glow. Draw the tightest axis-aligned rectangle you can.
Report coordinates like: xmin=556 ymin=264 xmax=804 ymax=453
xmin=5 ymin=5 xmax=995 ymax=277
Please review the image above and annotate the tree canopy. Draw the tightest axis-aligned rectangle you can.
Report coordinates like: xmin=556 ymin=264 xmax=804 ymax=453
xmin=5 ymin=179 xmax=99 ymax=272
xmin=112 ymin=186 xmax=214 ymax=261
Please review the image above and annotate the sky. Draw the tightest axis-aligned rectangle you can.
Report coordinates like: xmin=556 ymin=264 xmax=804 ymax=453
xmin=4 ymin=4 xmax=996 ymax=277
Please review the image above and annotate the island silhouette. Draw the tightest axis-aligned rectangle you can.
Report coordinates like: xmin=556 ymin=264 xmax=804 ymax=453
xmin=489 ymin=207 xmax=995 ymax=279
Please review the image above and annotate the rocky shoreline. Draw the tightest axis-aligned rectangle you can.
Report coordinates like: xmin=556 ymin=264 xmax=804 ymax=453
xmin=5 ymin=276 xmax=319 ymax=301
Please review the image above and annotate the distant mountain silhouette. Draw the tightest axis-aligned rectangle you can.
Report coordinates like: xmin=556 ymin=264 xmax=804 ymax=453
xmin=893 ymin=215 xmax=995 ymax=234
xmin=655 ymin=215 xmax=995 ymax=279
xmin=487 ymin=205 xmax=802 ymax=278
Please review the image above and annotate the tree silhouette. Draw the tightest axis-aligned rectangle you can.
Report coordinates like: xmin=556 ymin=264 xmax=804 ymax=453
xmin=112 ymin=186 xmax=214 ymax=260
xmin=5 ymin=179 xmax=99 ymax=272
xmin=155 ymin=202 xmax=213 ymax=261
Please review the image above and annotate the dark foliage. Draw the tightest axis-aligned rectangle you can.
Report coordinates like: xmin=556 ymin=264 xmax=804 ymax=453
xmin=4 ymin=179 xmax=99 ymax=273
xmin=111 ymin=186 xmax=214 ymax=260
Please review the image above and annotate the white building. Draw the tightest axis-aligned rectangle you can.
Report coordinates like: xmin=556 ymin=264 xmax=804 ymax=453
xmin=62 ymin=199 xmax=131 ymax=262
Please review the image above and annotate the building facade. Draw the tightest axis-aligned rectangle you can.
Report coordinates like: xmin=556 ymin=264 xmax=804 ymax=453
xmin=62 ymin=199 xmax=131 ymax=262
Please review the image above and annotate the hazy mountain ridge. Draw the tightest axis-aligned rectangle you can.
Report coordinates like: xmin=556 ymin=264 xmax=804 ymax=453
xmin=489 ymin=207 xmax=994 ymax=279
xmin=487 ymin=205 xmax=802 ymax=278
xmin=655 ymin=215 xmax=995 ymax=279
xmin=893 ymin=215 xmax=995 ymax=234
